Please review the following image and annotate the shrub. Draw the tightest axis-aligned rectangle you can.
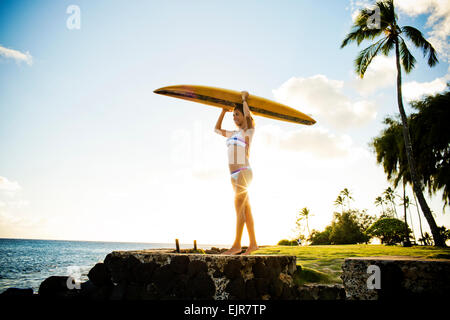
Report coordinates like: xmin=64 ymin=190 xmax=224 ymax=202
xmin=308 ymin=227 xmax=332 ymax=245
xmin=308 ymin=210 xmax=374 ymax=245
xmin=366 ymin=217 xmax=412 ymax=245
xmin=277 ymin=239 xmax=299 ymax=246
xmin=329 ymin=211 xmax=371 ymax=244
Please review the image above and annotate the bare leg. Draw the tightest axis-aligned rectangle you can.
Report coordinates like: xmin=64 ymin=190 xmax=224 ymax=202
xmin=221 ymin=193 xmax=245 ymax=255
xmin=222 ymin=169 xmax=257 ymax=255
xmin=241 ymin=197 xmax=259 ymax=255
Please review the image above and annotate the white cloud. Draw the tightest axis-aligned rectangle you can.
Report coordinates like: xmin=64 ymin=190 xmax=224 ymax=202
xmin=272 ymin=75 xmax=377 ymax=130
xmin=0 ymin=176 xmax=22 ymax=197
xmin=403 ymin=75 xmax=449 ymax=101
xmin=349 ymin=0 xmax=375 ymax=22
xmin=396 ymin=0 xmax=450 ymax=63
xmin=255 ymin=124 xmax=354 ymax=159
xmin=0 ymin=45 xmax=33 ymax=65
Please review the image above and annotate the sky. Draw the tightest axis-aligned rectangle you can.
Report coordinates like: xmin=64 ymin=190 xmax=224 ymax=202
xmin=1 ymin=0 xmax=449 ymax=246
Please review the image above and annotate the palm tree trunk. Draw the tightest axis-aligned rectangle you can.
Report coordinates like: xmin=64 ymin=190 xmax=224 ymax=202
xmin=306 ymin=218 xmax=310 ymax=238
xmin=412 ymin=189 xmax=424 ymax=241
xmin=408 ymin=207 xmax=416 ymax=241
xmin=403 ymin=180 xmax=411 ymax=246
xmin=394 ymin=38 xmax=446 ymax=247
xmin=391 ymin=200 xmax=398 ymax=218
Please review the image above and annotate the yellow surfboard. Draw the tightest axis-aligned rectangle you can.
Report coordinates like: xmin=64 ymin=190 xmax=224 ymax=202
xmin=153 ymin=84 xmax=316 ymax=125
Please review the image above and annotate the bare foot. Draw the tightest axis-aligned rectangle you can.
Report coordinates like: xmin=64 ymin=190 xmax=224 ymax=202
xmin=241 ymin=245 xmax=259 ymax=255
xmin=221 ymin=247 xmax=242 ymax=255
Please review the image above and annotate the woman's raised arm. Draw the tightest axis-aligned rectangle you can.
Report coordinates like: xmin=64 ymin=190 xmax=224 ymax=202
xmin=241 ymin=91 xmax=255 ymax=130
xmin=214 ymin=108 xmax=231 ymax=137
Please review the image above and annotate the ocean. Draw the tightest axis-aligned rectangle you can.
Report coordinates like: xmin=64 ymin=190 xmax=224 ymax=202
xmin=0 ymin=238 xmax=222 ymax=294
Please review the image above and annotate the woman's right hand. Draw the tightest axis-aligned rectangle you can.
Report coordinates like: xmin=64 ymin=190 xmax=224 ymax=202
xmin=222 ymin=107 xmax=230 ymax=113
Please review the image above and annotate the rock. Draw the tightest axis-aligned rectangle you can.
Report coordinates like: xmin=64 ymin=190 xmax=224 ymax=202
xmin=80 ymin=280 xmax=111 ymax=301
xmin=89 ymin=249 xmax=298 ymax=300
xmin=188 ymin=271 xmax=215 ymax=299
xmin=141 ymin=283 xmax=159 ymax=300
xmin=245 ymin=279 xmax=257 ymax=300
xmin=125 ymin=283 xmax=144 ymax=300
xmin=266 ymin=258 xmax=282 ymax=279
xmin=296 ymin=286 xmax=315 ymax=300
xmin=205 ymin=247 xmax=226 ymax=254
xmin=153 ymin=265 xmax=175 ymax=294
xmin=124 ymin=255 xmax=142 ymax=283
xmin=318 ymin=284 xmax=340 ymax=300
xmin=88 ymin=263 xmax=113 ymax=287
xmin=269 ymin=277 xmax=283 ymax=299
xmin=188 ymin=260 xmax=208 ymax=278
xmin=135 ymin=262 xmax=158 ymax=284
xmin=172 ymin=274 xmax=189 ymax=299
xmin=110 ymin=282 xmax=127 ymax=300
xmin=253 ymin=277 xmax=269 ymax=296
xmin=170 ymin=255 xmax=190 ymax=274
xmin=342 ymin=256 xmax=450 ymax=300
xmin=104 ymin=253 xmax=141 ymax=284
xmin=280 ymin=283 xmax=296 ymax=300
xmin=223 ymin=260 xmax=242 ymax=279
xmin=1 ymin=288 xmax=33 ymax=296
xmin=79 ymin=280 xmax=96 ymax=296
xmin=39 ymin=276 xmax=78 ymax=298
xmin=225 ymin=277 xmax=245 ymax=299
xmin=378 ymin=263 xmax=406 ymax=300
xmin=252 ymin=261 xmax=268 ymax=278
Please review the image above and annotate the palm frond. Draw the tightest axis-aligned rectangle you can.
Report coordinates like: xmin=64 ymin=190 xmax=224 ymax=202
xmin=402 ymin=26 xmax=438 ymax=67
xmin=341 ymin=25 xmax=383 ymax=48
xmin=377 ymin=0 xmax=397 ymax=25
xmin=355 ymin=37 xmax=388 ymax=77
xmin=381 ymin=36 xmax=395 ymax=56
xmin=399 ymin=36 xmax=416 ymax=73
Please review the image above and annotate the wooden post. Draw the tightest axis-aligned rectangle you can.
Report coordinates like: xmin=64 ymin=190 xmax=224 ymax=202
xmin=175 ymin=239 xmax=180 ymax=253
xmin=194 ymin=240 xmax=197 ymax=251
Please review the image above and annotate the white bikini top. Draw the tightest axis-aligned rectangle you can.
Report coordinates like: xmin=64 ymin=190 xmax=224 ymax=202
xmin=226 ymin=129 xmax=254 ymax=148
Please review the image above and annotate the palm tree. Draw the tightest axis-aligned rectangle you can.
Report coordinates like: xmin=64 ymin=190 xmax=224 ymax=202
xmin=383 ymin=187 xmax=398 ymax=218
xmin=340 ymin=188 xmax=354 ymax=210
xmin=334 ymin=195 xmax=345 ymax=214
xmin=341 ymin=0 xmax=445 ymax=247
xmin=419 ymin=232 xmax=433 ymax=246
xmin=374 ymin=195 xmax=387 ymax=216
xmin=400 ymin=194 xmax=416 ymax=242
xmin=297 ymin=207 xmax=313 ymax=238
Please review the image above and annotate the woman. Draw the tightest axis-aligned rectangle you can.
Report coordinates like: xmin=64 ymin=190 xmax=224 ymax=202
xmin=214 ymin=91 xmax=258 ymax=255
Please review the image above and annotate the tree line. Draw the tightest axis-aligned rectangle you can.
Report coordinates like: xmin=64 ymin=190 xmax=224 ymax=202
xmin=280 ymin=188 xmax=449 ymax=246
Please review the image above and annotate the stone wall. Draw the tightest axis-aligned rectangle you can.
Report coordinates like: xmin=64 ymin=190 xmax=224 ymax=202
xmin=30 ymin=248 xmax=345 ymax=300
xmin=101 ymin=249 xmax=297 ymax=300
xmin=9 ymin=250 xmax=449 ymax=300
xmin=341 ymin=256 xmax=450 ymax=300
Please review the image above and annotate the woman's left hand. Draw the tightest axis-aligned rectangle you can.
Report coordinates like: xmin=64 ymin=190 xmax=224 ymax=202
xmin=241 ymin=91 xmax=249 ymax=101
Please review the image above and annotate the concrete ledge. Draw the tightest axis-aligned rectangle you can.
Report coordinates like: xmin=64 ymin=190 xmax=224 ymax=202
xmin=341 ymin=256 xmax=450 ymax=300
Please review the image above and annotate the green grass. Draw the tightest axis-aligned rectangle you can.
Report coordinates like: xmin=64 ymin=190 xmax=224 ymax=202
xmin=255 ymin=244 xmax=450 ymax=284
xmin=293 ymin=267 xmax=334 ymax=286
